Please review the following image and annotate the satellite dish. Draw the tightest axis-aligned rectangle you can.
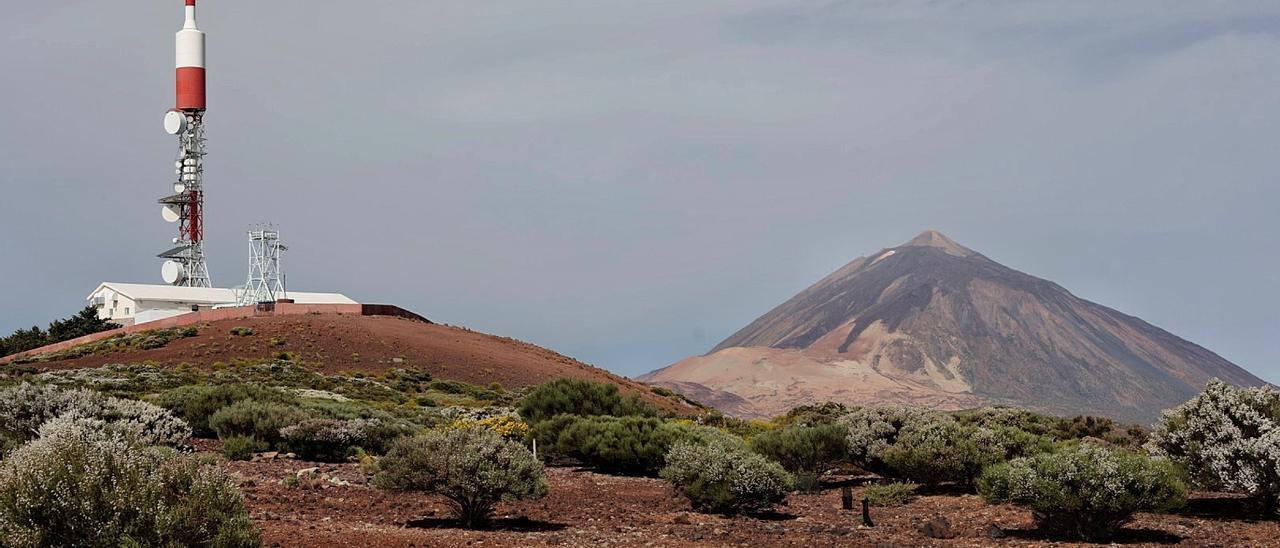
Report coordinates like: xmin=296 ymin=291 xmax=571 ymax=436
xmin=173 ymin=182 xmax=186 ymax=193
xmin=163 ymin=111 xmax=187 ymax=135
xmin=162 ymin=205 xmax=181 ymax=223
xmin=161 ymin=260 xmax=185 ymax=284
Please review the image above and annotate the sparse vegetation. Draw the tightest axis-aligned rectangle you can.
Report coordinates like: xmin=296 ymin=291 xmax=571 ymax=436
xmin=154 ymin=383 xmax=295 ymax=437
xmin=210 ymin=400 xmax=310 ymax=446
xmin=864 ymin=482 xmax=917 ymax=507
xmin=838 ymin=405 xmax=940 ymax=476
xmin=0 ymin=415 xmax=258 ymax=547
xmin=882 ymin=421 xmax=1052 ymax=486
xmin=374 ymin=428 xmax=548 ymax=529
xmin=533 ymin=415 xmax=725 ymax=476
xmin=749 ymin=424 xmax=848 ymax=491
xmin=518 ymin=378 xmax=656 ymax=424
xmin=1146 ymin=379 xmax=1280 ymax=510
xmin=221 ymin=435 xmax=266 ymax=461
xmin=661 ymin=439 xmax=792 ymax=515
xmin=280 ymin=418 xmax=373 ymax=462
xmin=979 ymin=444 xmax=1187 ymax=541
xmin=0 ymin=382 xmax=190 ymax=449
xmin=0 ymin=305 xmax=120 ymax=358
xmin=12 ymin=325 xmax=199 ymax=363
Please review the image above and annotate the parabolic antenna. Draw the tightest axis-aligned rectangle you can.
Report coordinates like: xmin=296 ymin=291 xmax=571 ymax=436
xmin=163 ymin=111 xmax=187 ymax=135
xmin=173 ymin=182 xmax=186 ymax=193
xmin=162 ymin=205 xmax=181 ymax=223
xmin=161 ymin=260 xmax=185 ymax=284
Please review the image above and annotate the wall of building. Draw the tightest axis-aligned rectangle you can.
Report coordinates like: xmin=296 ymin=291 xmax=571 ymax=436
xmin=90 ymin=288 xmax=138 ymax=322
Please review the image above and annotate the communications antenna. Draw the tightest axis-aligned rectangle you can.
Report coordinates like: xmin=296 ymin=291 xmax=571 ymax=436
xmin=158 ymin=0 xmax=211 ymax=287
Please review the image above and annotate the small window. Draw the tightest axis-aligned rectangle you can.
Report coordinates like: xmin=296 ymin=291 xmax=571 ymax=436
xmin=124 ymin=307 xmax=130 ymax=315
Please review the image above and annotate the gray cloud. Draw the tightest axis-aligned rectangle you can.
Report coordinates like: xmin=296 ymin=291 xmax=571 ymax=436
xmin=2 ymin=1 xmax=1277 ymax=382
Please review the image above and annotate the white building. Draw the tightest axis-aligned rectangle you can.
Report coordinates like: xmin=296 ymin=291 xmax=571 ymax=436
xmin=88 ymin=282 xmax=357 ymax=326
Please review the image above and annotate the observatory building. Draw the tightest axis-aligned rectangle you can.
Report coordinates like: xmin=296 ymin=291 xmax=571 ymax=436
xmin=87 ymin=283 xmax=356 ymax=326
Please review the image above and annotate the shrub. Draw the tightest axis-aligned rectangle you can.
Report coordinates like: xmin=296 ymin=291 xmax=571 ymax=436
xmin=882 ymin=422 xmax=1051 ymax=486
xmin=0 ymin=422 xmax=258 ymax=547
xmin=447 ymin=415 xmax=530 ymax=440
xmin=0 ymin=383 xmax=190 ymax=448
xmin=280 ymin=418 xmax=368 ymax=462
xmin=517 ymin=379 xmax=655 ymax=424
xmin=154 ymin=383 xmax=294 ymax=437
xmin=209 ymin=400 xmax=310 ymax=445
xmin=661 ymin=439 xmax=792 ymax=514
xmin=222 ymin=436 xmax=267 ymax=461
xmin=749 ymin=424 xmax=848 ymax=491
xmin=774 ymin=402 xmax=854 ymax=428
xmin=837 ymin=405 xmax=940 ymax=475
xmin=979 ymin=445 xmax=1186 ymax=541
xmin=1146 ymin=379 xmax=1280 ymax=509
xmin=864 ymin=482 xmax=917 ymax=507
xmin=535 ymin=415 xmax=730 ymax=476
xmin=230 ymin=327 xmax=254 ymax=336
xmin=374 ymin=428 xmax=548 ymax=528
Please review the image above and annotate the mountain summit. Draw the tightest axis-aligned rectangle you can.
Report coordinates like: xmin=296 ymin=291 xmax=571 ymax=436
xmin=641 ymin=231 xmax=1264 ymax=423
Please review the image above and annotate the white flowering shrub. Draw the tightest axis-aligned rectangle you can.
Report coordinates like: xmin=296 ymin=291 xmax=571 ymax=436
xmin=837 ymin=405 xmax=942 ymax=475
xmin=661 ymin=439 xmax=793 ymax=514
xmin=0 ymin=382 xmax=189 ymax=448
xmin=979 ymin=444 xmax=1186 ymax=541
xmin=374 ymin=428 xmax=547 ymax=528
xmin=0 ymin=421 xmax=258 ymax=547
xmin=1146 ymin=379 xmax=1280 ymax=507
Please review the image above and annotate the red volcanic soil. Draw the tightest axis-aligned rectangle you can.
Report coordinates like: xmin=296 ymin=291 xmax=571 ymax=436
xmin=25 ymin=314 xmax=692 ymax=414
xmin=220 ymin=448 xmax=1278 ymax=547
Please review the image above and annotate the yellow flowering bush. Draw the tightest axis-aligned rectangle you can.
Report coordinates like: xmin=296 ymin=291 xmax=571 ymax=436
xmin=447 ymin=415 xmax=530 ymax=440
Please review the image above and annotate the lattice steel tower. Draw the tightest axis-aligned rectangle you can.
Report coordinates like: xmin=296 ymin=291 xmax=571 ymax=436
xmin=237 ymin=228 xmax=287 ymax=305
xmin=158 ymin=0 xmax=211 ymax=287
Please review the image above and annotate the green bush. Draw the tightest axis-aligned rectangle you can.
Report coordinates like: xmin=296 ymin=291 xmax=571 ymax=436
xmin=221 ymin=436 xmax=267 ymax=461
xmin=154 ymin=383 xmax=294 ymax=437
xmin=209 ymin=400 xmax=310 ymax=446
xmin=749 ymin=424 xmax=848 ymax=491
xmin=0 ymin=422 xmax=259 ymax=547
xmin=774 ymin=402 xmax=854 ymax=427
xmin=374 ymin=428 xmax=547 ymax=528
xmin=517 ymin=379 xmax=655 ymax=424
xmin=661 ymin=439 xmax=792 ymax=514
xmin=534 ymin=415 xmax=729 ymax=476
xmin=280 ymin=418 xmax=368 ymax=462
xmin=979 ymin=445 xmax=1186 ymax=541
xmin=882 ymin=421 xmax=1051 ymax=486
xmin=229 ymin=327 xmax=254 ymax=337
xmin=864 ymin=482 xmax=917 ymax=507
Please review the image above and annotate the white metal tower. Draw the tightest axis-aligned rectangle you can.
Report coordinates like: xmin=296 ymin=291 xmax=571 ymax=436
xmin=236 ymin=228 xmax=287 ymax=305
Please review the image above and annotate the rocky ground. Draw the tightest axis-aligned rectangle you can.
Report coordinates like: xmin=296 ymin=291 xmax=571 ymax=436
xmin=216 ymin=446 xmax=1279 ymax=547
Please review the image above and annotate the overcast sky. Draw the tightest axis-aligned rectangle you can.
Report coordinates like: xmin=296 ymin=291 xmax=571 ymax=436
xmin=1 ymin=1 xmax=1277 ymax=382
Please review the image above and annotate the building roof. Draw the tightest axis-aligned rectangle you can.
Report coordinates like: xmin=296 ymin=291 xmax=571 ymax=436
xmin=88 ymin=282 xmax=357 ymax=306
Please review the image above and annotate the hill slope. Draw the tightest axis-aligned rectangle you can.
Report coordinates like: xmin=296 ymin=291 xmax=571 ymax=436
xmin=14 ymin=313 xmax=693 ymax=414
xmin=642 ymin=230 xmax=1264 ymax=422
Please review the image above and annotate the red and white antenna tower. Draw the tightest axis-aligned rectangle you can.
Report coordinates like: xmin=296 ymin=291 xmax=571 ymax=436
xmin=158 ymin=0 xmax=211 ymax=287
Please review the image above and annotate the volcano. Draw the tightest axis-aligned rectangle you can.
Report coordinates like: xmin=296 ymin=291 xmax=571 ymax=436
xmin=641 ymin=230 xmax=1264 ymax=423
